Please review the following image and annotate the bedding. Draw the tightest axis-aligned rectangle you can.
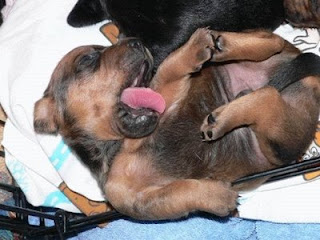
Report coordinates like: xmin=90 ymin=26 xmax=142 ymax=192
xmin=0 ymin=0 xmax=109 ymax=215
xmin=0 ymin=0 xmax=320 ymax=238
xmin=0 ymin=0 xmax=14 ymax=20
xmin=0 ymin=106 xmax=15 ymax=240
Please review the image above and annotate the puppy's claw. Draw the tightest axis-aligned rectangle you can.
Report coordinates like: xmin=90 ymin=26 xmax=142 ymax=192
xmin=206 ymin=130 xmax=213 ymax=139
xmin=214 ymin=35 xmax=223 ymax=52
xmin=230 ymin=209 xmax=239 ymax=218
xmin=201 ymin=130 xmax=216 ymax=142
xmin=201 ymin=132 xmax=206 ymax=140
xmin=201 ymin=113 xmax=220 ymax=142
xmin=208 ymin=31 xmax=229 ymax=62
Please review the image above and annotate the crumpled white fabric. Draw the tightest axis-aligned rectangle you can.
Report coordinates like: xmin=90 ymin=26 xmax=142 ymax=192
xmin=0 ymin=0 xmax=110 ymax=212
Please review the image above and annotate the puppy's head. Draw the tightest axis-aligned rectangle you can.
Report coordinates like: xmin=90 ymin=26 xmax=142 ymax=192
xmin=34 ymin=39 xmax=165 ymax=141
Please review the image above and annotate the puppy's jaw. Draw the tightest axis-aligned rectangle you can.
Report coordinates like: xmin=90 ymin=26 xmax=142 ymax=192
xmin=111 ymin=39 xmax=162 ymax=138
xmin=116 ymin=103 xmax=159 ymax=138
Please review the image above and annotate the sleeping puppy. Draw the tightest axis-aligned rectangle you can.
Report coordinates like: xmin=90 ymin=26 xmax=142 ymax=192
xmin=34 ymin=28 xmax=320 ymax=220
xmin=67 ymin=0 xmax=320 ymax=67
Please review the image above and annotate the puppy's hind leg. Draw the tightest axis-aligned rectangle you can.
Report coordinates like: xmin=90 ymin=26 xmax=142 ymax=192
xmin=200 ymin=86 xmax=309 ymax=165
xmin=152 ymin=28 xmax=216 ymax=85
xmin=209 ymin=30 xmax=285 ymax=62
xmin=105 ymin=153 xmax=238 ymax=220
xmin=151 ymin=28 xmax=217 ymax=109
xmin=201 ymin=38 xmax=320 ymax=166
xmin=201 ymin=54 xmax=320 ymax=165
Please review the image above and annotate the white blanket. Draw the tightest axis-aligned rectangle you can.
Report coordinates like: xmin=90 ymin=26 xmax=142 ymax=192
xmin=0 ymin=0 xmax=319 ymax=222
xmin=0 ymin=0 xmax=110 ymax=212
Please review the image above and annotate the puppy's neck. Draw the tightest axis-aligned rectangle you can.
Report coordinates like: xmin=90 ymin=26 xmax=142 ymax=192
xmin=122 ymin=138 xmax=146 ymax=153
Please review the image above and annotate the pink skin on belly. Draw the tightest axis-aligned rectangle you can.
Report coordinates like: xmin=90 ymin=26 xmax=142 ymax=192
xmin=222 ymin=61 xmax=271 ymax=97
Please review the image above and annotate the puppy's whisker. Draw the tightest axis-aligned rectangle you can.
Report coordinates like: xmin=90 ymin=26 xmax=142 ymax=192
xmin=195 ymin=153 xmax=204 ymax=162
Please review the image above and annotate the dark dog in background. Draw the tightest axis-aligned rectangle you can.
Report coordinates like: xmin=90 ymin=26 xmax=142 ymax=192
xmin=0 ymin=0 xmax=5 ymax=26
xmin=67 ymin=0 xmax=320 ymax=67
xmin=34 ymin=26 xmax=320 ymax=219
xmin=67 ymin=0 xmax=284 ymax=67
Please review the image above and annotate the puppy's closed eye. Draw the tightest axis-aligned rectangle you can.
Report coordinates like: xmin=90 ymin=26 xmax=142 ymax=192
xmin=76 ymin=51 xmax=101 ymax=73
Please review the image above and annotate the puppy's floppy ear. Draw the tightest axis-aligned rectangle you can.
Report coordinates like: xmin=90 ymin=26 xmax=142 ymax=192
xmin=34 ymin=96 xmax=59 ymax=134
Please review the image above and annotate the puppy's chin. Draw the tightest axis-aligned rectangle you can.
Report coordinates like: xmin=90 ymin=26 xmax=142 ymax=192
xmin=116 ymin=103 xmax=159 ymax=138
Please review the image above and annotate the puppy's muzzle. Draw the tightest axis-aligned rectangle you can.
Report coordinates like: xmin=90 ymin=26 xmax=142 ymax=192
xmin=117 ymin=39 xmax=165 ymax=139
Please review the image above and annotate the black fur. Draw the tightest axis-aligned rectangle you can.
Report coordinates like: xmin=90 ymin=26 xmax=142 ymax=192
xmin=67 ymin=0 xmax=110 ymax=28
xmin=268 ymin=53 xmax=320 ymax=91
xmin=68 ymin=0 xmax=285 ymax=67
xmin=0 ymin=0 xmax=6 ymax=26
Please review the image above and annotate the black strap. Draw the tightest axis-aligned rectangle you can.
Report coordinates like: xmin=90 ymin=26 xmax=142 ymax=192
xmin=232 ymin=156 xmax=320 ymax=186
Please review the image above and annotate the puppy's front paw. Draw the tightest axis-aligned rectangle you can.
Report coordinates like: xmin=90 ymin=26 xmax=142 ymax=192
xmin=187 ymin=28 xmax=215 ymax=71
xmin=213 ymin=182 xmax=239 ymax=217
xmin=199 ymin=181 xmax=238 ymax=217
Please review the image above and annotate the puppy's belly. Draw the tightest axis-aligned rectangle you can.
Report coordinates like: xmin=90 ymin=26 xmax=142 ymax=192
xmin=221 ymin=62 xmax=270 ymax=97
xmin=151 ymin=124 xmax=270 ymax=182
xmin=210 ymin=127 xmax=271 ymax=182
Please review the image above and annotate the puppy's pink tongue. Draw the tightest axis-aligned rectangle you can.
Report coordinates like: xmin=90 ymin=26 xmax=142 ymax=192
xmin=121 ymin=87 xmax=166 ymax=114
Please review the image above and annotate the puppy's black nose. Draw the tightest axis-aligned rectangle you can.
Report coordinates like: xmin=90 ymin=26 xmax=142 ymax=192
xmin=128 ymin=39 xmax=143 ymax=49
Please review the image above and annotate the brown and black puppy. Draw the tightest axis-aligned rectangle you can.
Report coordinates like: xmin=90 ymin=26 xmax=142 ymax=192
xmin=34 ymin=28 xmax=320 ymax=220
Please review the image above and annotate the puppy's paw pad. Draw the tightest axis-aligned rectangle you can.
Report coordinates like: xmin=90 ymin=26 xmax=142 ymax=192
xmin=207 ymin=113 xmax=216 ymax=124
xmin=209 ymin=32 xmax=229 ymax=61
xmin=200 ymin=113 xmax=219 ymax=141
xmin=213 ymin=35 xmax=223 ymax=51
